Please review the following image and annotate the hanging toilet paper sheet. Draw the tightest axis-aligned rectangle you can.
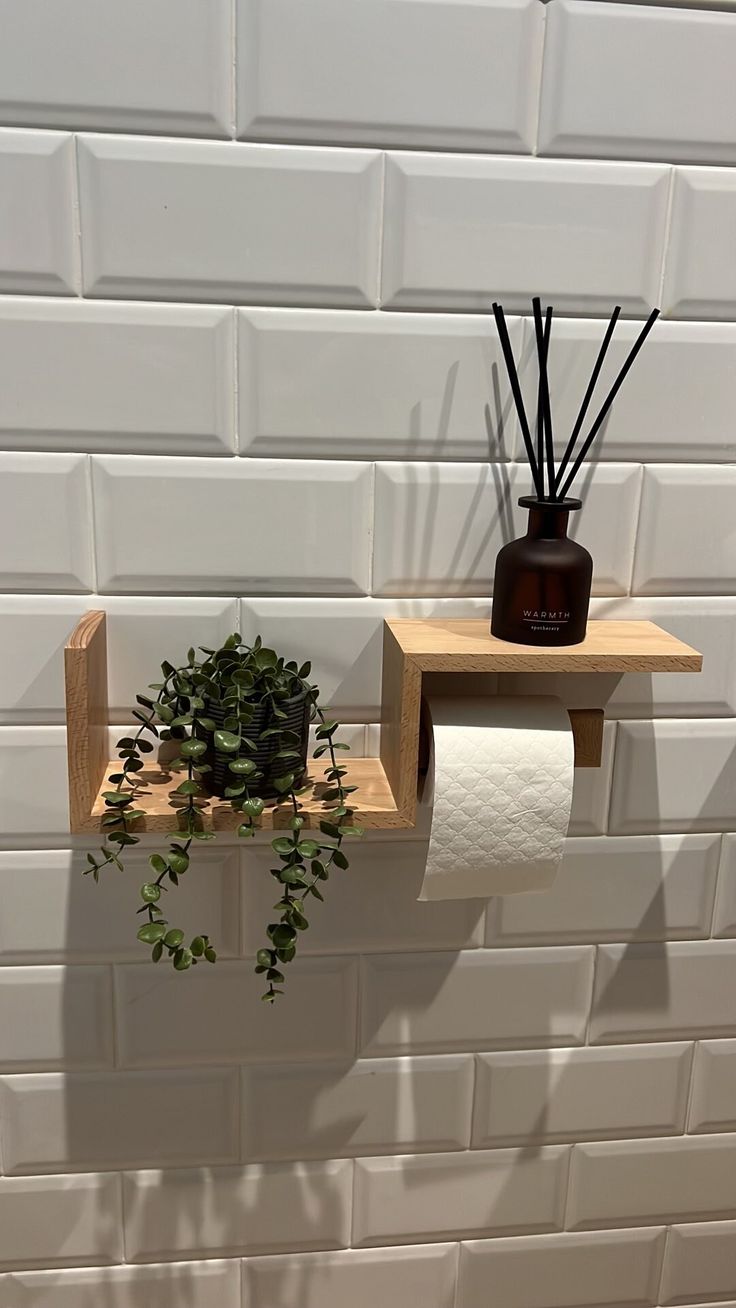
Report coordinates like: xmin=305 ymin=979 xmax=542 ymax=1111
xmin=418 ymin=694 xmax=574 ymax=900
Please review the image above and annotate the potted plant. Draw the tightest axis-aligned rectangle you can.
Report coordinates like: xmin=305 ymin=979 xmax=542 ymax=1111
xmin=84 ymin=632 xmax=362 ymax=1002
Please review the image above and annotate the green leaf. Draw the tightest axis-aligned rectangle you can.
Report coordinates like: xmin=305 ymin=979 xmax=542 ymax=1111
xmin=266 ymin=968 xmax=285 ymax=983
xmin=298 ymin=661 xmax=311 ymax=678
xmin=316 ymin=721 xmax=338 ymax=738
xmin=137 ymin=922 xmax=166 ymax=944
xmin=191 ymin=936 xmax=205 ymax=957
xmin=237 ymin=822 xmax=256 ymax=838
xmin=276 ymin=944 xmax=296 ymax=963
xmin=225 ymin=782 xmax=246 ymax=799
xmin=340 ymin=825 xmax=364 ymax=837
xmin=332 ymin=848 xmax=349 ymax=870
xmin=197 ymin=716 xmax=217 ymax=732
xmin=204 ymin=946 xmax=217 ymax=963
xmin=193 ymin=830 xmax=216 ymax=841
xmin=180 ymin=738 xmax=207 ymax=759
xmin=256 ymin=949 xmax=275 ymax=967
xmin=241 ymin=796 xmax=265 ymax=817
xmin=271 ymin=837 xmax=293 ymax=855
xmin=107 ymin=830 xmax=138 ymax=846
xmin=272 ymin=772 xmax=295 ymax=794
xmin=151 ymin=940 xmax=164 ymax=962
xmin=269 ymin=923 xmax=297 ymax=949
xmin=149 ymin=853 xmax=168 ymax=874
xmin=254 ymin=647 xmax=278 ymax=669
xmin=168 ymin=852 xmax=189 ymax=875
xmin=164 ymin=928 xmax=184 ymax=949
xmin=137 ymin=739 xmax=154 ymax=753
xmin=174 ymin=779 xmax=202 ymax=796
xmin=141 ymin=882 xmax=161 ymax=903
xmin=102 ymin=792 xmax=133 ymax=808
xmin=320 ymin=820 xmax=340 ymax=839
xmin=311 ymin=859 xmax=327 ymax=879
xmin=174 ymin=948 xmax=193 ymax=971
xmin=297 ymin=840 xmax=319 ymax=858
xmin=170 ymin=714 xmax=193 ymax=729
xmin=214 ymin=729 xmax=240 ymax=753
xmin=309 ymin=884 xmax=324 ymax=901
xmin=229 ymin=757 xmax=256 ymax=776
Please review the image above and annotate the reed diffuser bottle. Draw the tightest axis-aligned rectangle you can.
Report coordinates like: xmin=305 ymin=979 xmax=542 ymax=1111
xmin=490 ymin=296 xmax=659 ymax=647
xmin=491 ymin=496 xmax=592 ymax=645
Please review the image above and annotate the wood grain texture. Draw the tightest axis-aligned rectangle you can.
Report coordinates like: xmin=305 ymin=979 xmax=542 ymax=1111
xmin=380 ymin=621 xmax=422 ymax=825
xmin=568 ymin=708 xmax=605 ymax=768
xmin=65 ymin=610 xmax=108 ymax=831
xmin=386 ymin=618 xmax=703 ymax=672
xmin=83 ymin=757 xmax=408 ymax=833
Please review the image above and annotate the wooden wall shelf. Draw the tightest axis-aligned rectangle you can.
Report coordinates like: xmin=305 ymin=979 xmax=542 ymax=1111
xmin=65 ymin=614 xmax=701 ymax=835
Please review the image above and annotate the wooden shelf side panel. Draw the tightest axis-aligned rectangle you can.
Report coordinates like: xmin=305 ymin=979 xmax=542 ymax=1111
xmin=65 ymin=610 xmax=109 ymax=831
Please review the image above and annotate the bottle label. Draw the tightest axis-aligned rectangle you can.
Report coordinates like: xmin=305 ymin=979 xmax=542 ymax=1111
xmin=521 ymin=609 xmax=571 ymax=634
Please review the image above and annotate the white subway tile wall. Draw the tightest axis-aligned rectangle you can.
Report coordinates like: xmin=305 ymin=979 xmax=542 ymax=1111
xmin=2 ymin=0 xmax=735 ymax=1299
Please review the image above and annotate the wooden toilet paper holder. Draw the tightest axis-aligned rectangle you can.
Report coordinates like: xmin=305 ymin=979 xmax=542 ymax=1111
xmin=65 ymin=614 xmax=701 ymax=834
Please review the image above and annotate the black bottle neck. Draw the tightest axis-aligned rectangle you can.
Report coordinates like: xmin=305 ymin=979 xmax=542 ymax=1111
xmin=518 ymin=495 xmax=582 ymax=541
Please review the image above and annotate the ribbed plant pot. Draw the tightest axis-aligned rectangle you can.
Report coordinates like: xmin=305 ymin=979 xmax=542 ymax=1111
xmin=202 ymin=691 xmax=310 ymax=799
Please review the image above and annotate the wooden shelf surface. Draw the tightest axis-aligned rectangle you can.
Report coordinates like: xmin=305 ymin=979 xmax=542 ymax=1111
xmin=386 ymin=619 xmax=702 ymax=673
xmin=84 ymin=756 xmax=406 ymax=833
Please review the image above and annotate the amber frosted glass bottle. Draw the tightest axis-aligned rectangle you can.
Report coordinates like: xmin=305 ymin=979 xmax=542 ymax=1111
xmin=491 ymin=497 xmax=593 ymax=646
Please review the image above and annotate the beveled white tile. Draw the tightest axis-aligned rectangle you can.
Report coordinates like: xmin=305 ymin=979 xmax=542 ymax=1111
xmin=0 ymin=1173 xmax=122 ymax=1269
xmin=539 ymin=0 xmax=736 ymax=164
xmin=124 ymin=1160 xmax=352 ymax=1259
xmin=242 ymin=840 xmax=484 ymax=957
xmin=237 ymin=0 xmax=542 ymax=151
xmin=0 ymin=454 xmax=93 ymax=591
xmin=381 ymin=154 xmax=669 ymax=313
xmin=590 ymin=941 xmax=736 ymax=1043
xmin=660 ymin=1220 xmax=736 ymax=1306
xmin=634 ymin=466 xmax=736 ymax=595
xmin=372 ymin=464 xmax=640 ymax=597
xmin=360 ymin=948 xmax=594 ymax=1056
xmin=568 ymin=1134 xmax=736 ymax=1229
xmin=0 ymin=0 xmax=231 ymax=136
xmin=78 ymin=136 xmax=382 ymax=306
xmin=353 ymin=1147 xmax=569 ymax=1245
xmin=1 ymin=1261 xmax=241 ymax=1308
xmin=472 ymin=1043 xmax=691 ymax=1147
xmin=240 ymin=596 xmax=499 ymax=718
xmin=0 ymin=595 xmax=241 ymax=724
xmin=689 ymin=1041 xmax=736 ymax=1134
xmin=520 ymin=318 xmax=736 ymax=463
xmin=0 ymin=299 xmax=235 ymax=455
xmin=713 ymin=835 xmax=736 ymax=938
xmin=567 ymin=720 xmax=616 ymax=836
xmin=663 ymin=168 xmax=736 ymax=319
xmin=0 ymin=965 xmax=112 ymax=1071
xmin=0 ymin=728 xmax=69 ymax=837
xmin=241 ymin=1055 xmax=473 ymax=1161
xmin=91 ymin=456 xmax=372 ymax=594
xmin=487 ymin=835 xmax=720 ymax=946
xmin=242 ymin=1244 xmax=458 ymax=1308
xmin=0 ymin=848 xmax=240 ymax=963
xmin=0 ymin=130 xmax=76 ymax=295
xmin=458 ymin=1228 xmax=665 ymax=1308
xmin=115 ymin=957 xmax=357 ymax=1067
xmin=589 ymin=596 xmax=736 ymax=717
xmin=609 ymin=719 xmax=736 ymax=835
xmin=238 ymin=308 xmax=521 ymax=460
xmin=0 ymin=1067 xmax=239 ymax=1173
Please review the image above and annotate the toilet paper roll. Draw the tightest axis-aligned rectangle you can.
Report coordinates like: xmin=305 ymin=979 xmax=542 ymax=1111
xmin=418 ymin=695 xmax=574 ymax=901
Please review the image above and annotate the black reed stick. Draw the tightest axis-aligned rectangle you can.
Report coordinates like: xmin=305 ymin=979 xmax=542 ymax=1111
xmin=492 ymin=302 xmax=543 ymax=499
xmin=533 ymin=298 xmax=555 ymax=500
xmin=557 ymin=308 xmax=660 ymax=500
xmin=554 ymin=306 xmax=621 ymax=495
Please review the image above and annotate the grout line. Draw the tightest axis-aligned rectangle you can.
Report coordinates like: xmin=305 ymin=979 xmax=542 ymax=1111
xmin=375 ymin=152 xmax=388 ymax=309
xmin=530 ymin=0 xmax=550 ymax=158
xmin=625 ymin=463 xmax=647 ymax=598
xmin=83 ymin=453 xmax=99 ymax=594
xmin=655 ymin=1225 xmax=672 ymax=1307
xmin=707 ymin=833 xmax=726 ymax=938
xmin=366 ymin=463 xmax=376 ymax=597
xmin=69 ymin=135 xmax=85 ymax=297
xmin=231 ymin=307 xmax=240 ymax=455
xmin=681 ymin=1039 xmax=699 ymax=1135
xmin=229 ymin=0 xmax=238 ymax=140
xmin=657 ymin=166 xmax=678 ymax=309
